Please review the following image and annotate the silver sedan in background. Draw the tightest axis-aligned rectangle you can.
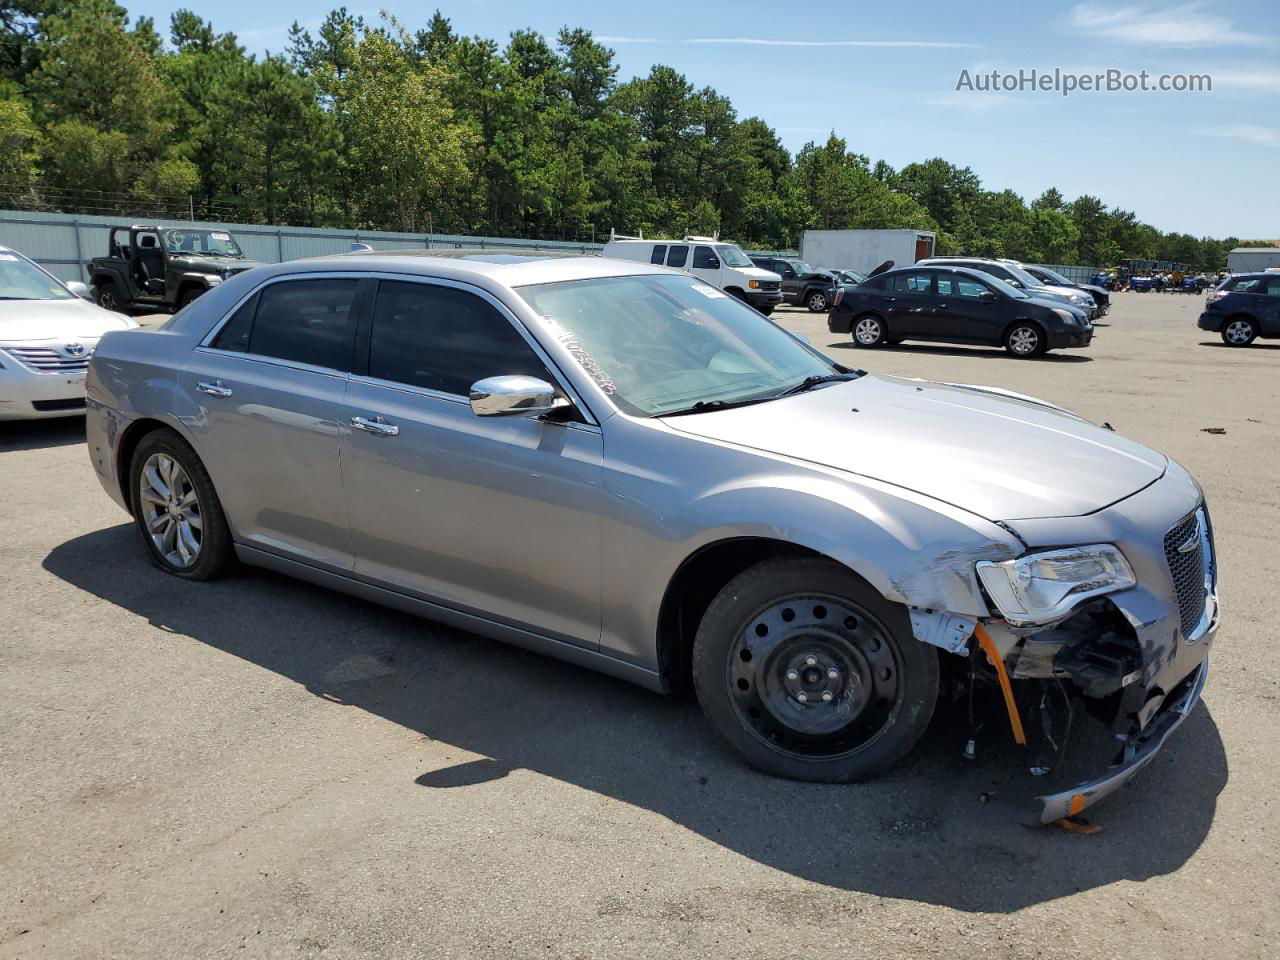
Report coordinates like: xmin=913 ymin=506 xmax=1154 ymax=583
xmin=84 ymin=251 xmax=1216 ymax=822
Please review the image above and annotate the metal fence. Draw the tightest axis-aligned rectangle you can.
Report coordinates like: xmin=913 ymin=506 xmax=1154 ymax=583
xmin=1036 ymin=262 xmax=1104 ymax=283
xmin=0 ymin=209 xmax=607 ymax=284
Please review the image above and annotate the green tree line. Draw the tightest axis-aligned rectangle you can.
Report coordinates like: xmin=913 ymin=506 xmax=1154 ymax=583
xmin=0 ymin=1 xmax=1264 ymax=269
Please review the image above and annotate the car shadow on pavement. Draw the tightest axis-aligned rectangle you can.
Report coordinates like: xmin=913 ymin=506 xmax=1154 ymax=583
xmin=0 ymin=417 xmax=86 ymax=452
xmin=44 ymin=524 xmax=1227 ymax=914
xmin=830 ymin=342 xmax=1094 ymax=362
xmin=1198 ymin=341 xmax=1280 ymax=351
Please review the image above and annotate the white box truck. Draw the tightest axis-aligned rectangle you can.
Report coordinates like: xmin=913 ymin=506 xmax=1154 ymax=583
xmin=799 ymin=229 xmax=936 ymax=276
xmin=1227 ymin=247 xmax=1280 ymax=274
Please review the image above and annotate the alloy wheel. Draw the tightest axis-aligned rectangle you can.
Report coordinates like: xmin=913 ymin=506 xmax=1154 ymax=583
xmin=808 ymin=292 xmax=827 ymax=311
xmin=727 ymin=595 xmax=903 ymax=759
xmin=854 ymin=318 xmax=882 ymax=344
xmin=1224 ymin=320 xmax=1255 ymax=345
xmin=1009 ymin=326 xmax=1039 ymax=355
xmin=138 ymin=452 xmax=203 ymax=568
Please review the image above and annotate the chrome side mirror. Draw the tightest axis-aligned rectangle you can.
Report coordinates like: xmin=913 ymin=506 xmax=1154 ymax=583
xmin=469 ymin=375 xmax=568 ymax=418
xmin=66 ymin=280 xmax=90 ymax=299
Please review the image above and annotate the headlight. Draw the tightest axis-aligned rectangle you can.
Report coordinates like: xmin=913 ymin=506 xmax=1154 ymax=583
xmin=1051 ymin=307 xmax=1077 ymax=325
xmin=976 ymin=544 xmax=1135 ymax=626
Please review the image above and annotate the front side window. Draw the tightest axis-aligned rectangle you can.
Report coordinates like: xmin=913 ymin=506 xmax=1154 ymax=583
xmin=692 ymin=245 xmax=719 ymax=269
xmin=954 ymin=277 xmax=991 ymax=299
xmin=1230 ymin=277 xmax=1263 ymax=293
xmin=666 ymin=245 xmax=689 ymax=268
xmin=368 ymin=281 xmax=548 ymax=396
xmin=1263 ymin=278 xmax=1280 ymax=297
xmin=0 ymin=250 xmax=74 ymax=301
xmin=516 ymin=274 xmax=841 ymax=417
xmin=242 ymin=278 xmax=359 ymax=370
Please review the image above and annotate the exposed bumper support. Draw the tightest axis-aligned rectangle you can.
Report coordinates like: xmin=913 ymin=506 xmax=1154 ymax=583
xmin=1036 ymin=656 xmax=1208 ymax=824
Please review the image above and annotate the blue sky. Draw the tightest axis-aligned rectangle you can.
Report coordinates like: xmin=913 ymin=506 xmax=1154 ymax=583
xmin=128 ymin=0 xmax=1278 ymax=239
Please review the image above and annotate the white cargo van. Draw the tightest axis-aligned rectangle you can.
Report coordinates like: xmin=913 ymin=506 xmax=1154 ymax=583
xmin=602 ymin=234 xmax=783 ymax=314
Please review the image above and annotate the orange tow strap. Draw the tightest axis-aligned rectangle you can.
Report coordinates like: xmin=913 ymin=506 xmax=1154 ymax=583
xmin=974 ymin=624 xmax=1027 ymax=746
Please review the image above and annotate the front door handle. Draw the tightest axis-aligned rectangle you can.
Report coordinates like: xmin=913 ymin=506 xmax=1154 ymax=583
xmin=350 ymin=415 xmax=399 ymax=437
xmin=196 ymin=380 xmax=233 ymax=398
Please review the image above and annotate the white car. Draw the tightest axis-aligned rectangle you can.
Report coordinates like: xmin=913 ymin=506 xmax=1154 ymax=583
xmin=602 ymin=234 xmax=783 ymax=314
xmin=0 ymin=245 xmax=138 ymax=420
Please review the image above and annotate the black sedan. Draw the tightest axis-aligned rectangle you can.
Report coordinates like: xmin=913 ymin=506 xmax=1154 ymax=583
xmin=828 ymin=265 xmax=1093 ymax=358
xmin=1197 ymin=272 xmax=1280 ymax=346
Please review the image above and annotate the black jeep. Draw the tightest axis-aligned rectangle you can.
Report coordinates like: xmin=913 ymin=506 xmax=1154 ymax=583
xmin=88 ymin=225 xmax=260 ymax=313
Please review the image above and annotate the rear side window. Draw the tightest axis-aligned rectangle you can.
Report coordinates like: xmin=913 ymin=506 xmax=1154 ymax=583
xmin=889 ymin=272 xmax=934 ymax=294
xmin=650 ymin=245 xmax=667 ymax=265
xmin=692 ymin=245 xmax=718 ymax=269
xmin=368 ymin=281 xmax=549 ymax=396
xmin=666 ymin=245 xmax=689 ymax=268
xmin=247 ymin=279 xmax=359 ymax=370
xmin=212 ymin=293 xmax=258 ymax=352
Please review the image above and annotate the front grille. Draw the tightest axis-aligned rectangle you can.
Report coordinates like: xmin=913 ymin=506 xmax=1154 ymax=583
xmin=32 ymin=397 xmax=86 ymax=412
xmin=1163 ymin=510 xmax=1209 ymax=636
xmin=761 ymin=281 xmax=781 ymax=291
xmin=6 ymin=346 xmax=90 ymax=373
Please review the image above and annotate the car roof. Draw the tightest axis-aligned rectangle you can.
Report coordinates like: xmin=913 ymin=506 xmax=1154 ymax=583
xmin=274 ymin=249 xmax=669 ymax=287
xmin=872 ymin=264 xmax=1007 ymax=282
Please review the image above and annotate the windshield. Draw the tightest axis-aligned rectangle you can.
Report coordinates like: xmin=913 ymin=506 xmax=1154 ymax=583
xmin=988 ymin=275 xmax=1029 ymax=299
xmin=789 ymin=260 xmax=814 ymax=275
xmin=715 ymin=244 xmax=753 ymax=268
xmin=1036 ymin=266 xmax=1072 ymax=285
xmin=516 ymin=273 xmax=842 ymax=417
xmin=1004 ymin=263 xmax=1048 ymax=288
xmin=162 ymin=229 xmax=244 ymax=258
xmin=0 ymin=251 xmax=75 ymax=301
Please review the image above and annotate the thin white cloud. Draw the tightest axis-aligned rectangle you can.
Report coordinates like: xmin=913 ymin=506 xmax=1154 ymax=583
xmin=1069 ymin=2 xmax=1270 ymax=48
xmin=1212 ymin=67 xmax=1280 ymax=93
xmin=597 ymin=36 xmax=977 ymax=49
xmin=1201 ymin=125 xmax=1279 ymax=147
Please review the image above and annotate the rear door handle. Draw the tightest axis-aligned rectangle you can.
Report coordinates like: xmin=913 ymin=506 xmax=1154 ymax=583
xmin=196 ymin=380 xmax=233 ymax=398
xmin=350 ymin=415 xmax=399 ymax=437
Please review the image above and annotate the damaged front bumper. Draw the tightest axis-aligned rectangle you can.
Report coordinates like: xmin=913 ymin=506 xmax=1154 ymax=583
xmin=1036 ymin=656 xmax=1208 ymax=823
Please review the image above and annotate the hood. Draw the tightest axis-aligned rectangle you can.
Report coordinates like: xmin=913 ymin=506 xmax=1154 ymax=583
xmin=662 ymin=374 xmax=1166 ymax=522
xmin=1079 ymin=283 xmax=1109 ymax=298
xmin=0 ymin=298 xmax=135 ymax=342
xmin=170 ymin=255 xmax=263 ymax=273
xmin=740 ymin=266 xmax=781 ymax=282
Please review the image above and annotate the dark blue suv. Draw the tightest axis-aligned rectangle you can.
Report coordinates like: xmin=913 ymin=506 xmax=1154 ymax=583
xmin=1198 ymin=273 xmax=1280 ymax=346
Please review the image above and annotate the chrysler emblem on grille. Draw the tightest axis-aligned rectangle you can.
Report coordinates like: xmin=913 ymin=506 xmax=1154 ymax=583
xmin=60 ymin=343 xmax=86 ymax=358
xmin=1176 ymin=530 xmax=1200 ymax=554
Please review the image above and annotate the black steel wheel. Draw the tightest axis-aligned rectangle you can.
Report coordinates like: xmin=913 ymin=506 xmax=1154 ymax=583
xmin=693 ymin=558 xmax=939 ymax=782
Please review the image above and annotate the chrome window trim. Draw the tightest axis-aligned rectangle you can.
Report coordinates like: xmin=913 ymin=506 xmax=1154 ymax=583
xmin=198 ymin=269 xmax=598 ymax=427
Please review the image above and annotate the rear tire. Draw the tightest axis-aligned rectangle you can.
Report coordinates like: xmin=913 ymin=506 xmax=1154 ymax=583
xmin=1221 ymin=317 xmax=1258 ymax=347
xmin=129 ymin=429 xmax=235 ymax=581
xmin=692 ymin=557 xmax=939 ymax=782
xmin=851 ymin=313 xmax=887 ymax=347
xmin=1004 ymin=321 xmax=1047 ymax=357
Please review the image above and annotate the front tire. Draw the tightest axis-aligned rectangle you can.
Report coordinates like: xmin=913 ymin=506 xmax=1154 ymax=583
xmin=851 ymin=313 xmax=887 ymax=347
xmin=1005 ymin=321 xmax=1047 ymax=357
xmin=95 ymin=280 xmax=126 ymax=313
xmin=176 ymin=287 xmax=203 ymax=309
xmin=130 ymin=429 xmax=235 ymax=580
xmin=806 ymin=290 xmax=828 ymax=312
xmin=692 ymin=558 xmax=939 ymax=782
xmin=1221 ymin=317 xmax=1258 ymax=346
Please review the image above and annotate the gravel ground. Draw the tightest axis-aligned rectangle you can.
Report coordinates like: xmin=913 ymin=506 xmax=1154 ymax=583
xmin=2 ymin=291 xmax=1277 ymax=959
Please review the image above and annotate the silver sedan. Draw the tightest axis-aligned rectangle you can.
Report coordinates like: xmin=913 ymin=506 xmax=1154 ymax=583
xmin=85 ymin=252 xmax=1216 ymax=822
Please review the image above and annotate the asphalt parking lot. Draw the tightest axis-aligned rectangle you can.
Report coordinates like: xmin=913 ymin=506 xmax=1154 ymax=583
xmin=2 ymin=291 xmax=1277 ymax=959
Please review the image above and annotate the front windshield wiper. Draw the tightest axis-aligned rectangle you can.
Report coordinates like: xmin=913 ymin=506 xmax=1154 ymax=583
xmin=660 ymin=395 xmax=779 ymax=417
xmin=773 ymin=373 xmax=859 ymax=399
